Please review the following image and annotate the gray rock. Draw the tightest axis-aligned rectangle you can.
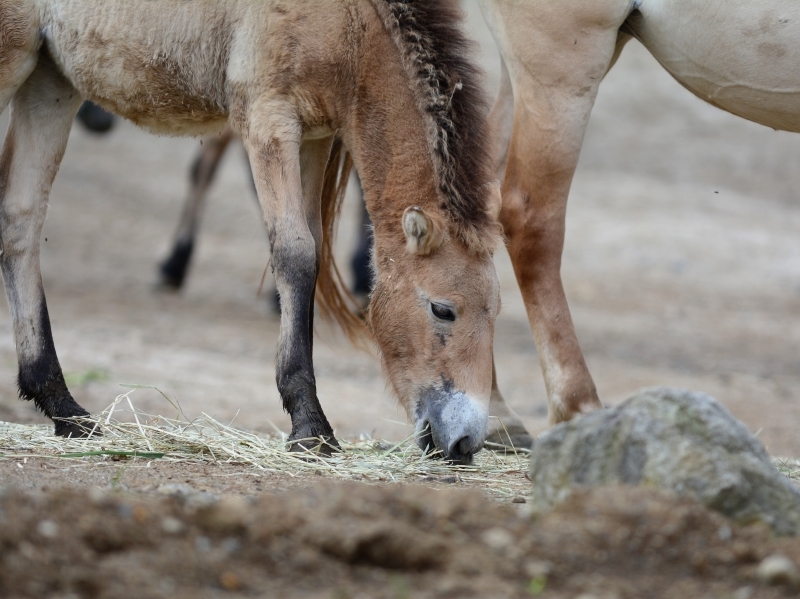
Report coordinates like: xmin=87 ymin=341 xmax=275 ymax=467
xmin=529 ymin=387 xmax=800 ymax=535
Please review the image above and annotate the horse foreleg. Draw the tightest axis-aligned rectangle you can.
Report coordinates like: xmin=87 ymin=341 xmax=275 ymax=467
xmin=158 ymin=128 xmax=235 ymax=289
xmin=0 ymin=53 xmax=90 ymax=437
xmin=244 ymin=114 xmax=337 ymax=454
xmin=486 ymin=1 xmax=630 ymax=425
xmin=480 ymin=56 xmax=537 ymax=450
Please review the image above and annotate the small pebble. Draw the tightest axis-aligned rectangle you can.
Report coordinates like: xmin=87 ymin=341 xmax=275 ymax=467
xmin=161 ymin=516 xmax=185 ymax=535
xmin=201 ymin=495 xmax=249 ymax=532
xmin=221 ymin=537 xmax=242 ymax=554
xmin=220 ymin=571 xmax=241 ymax=591
xmin=757 ymin=553 xmax=799 ymax=587
xmin=195 ymin=536 xmax=212 ymax=553
xmin=87 ymin=487 xmax=107 ymax=505
xmin=37 ymin=520 xmax=59 ymax=539
xmin=512 ymin=496 xmax=526 ymax=504
xmin=133 ymin=504 xmax=150 ymax=523
xmin=733 ymin=587 xmax=753 ymax=599
xmin=481 ymin=527 xmax=513 ymax=550
xmin=524 ymin=559 xmax=553 ymax=578
xmin=717 ymin=524 xmax=732 ymax=541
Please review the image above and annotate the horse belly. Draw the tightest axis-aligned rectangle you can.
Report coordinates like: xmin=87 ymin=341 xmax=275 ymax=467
xmin=42 ymin=1 xmax=237 ymax=136
xmin=631 ymin=0 xmax=800 ymax=132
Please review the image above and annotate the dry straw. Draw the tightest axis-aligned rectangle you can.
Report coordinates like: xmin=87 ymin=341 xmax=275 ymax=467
xmin=775 ymin=458 xmax=800 ymax=483
xmin=0 ymin=388 xmax=531 ymax=500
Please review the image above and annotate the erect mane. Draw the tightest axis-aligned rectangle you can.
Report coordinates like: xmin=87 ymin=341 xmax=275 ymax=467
xmin=372 ymin=0 xmax=500 ymax=253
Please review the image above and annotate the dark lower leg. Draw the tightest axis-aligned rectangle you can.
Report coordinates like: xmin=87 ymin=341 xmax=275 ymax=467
xmin=159 ymin=237 xmax=195 ymax=289
xmin=4 ymin=275 xmax=93 ymax=437
xmin=274 ymin=245 xmax=338 ymax=454
xmin=159 ymin=133 xmax=232 ymax=289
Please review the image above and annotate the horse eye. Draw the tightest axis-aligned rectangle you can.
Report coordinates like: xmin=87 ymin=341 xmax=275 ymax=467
xmin=430 ymin=302 xmax=456 ymax=322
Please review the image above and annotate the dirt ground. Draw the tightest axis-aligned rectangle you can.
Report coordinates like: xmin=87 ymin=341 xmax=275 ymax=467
xmin=3 ymin=482 xmax=800 ymax=599
xmin=1 ymin=2 xmax=800 ymax=596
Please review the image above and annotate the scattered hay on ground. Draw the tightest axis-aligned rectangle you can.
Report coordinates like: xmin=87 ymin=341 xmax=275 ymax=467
xmin=775 ymin=458 xmax=800 ymax=483
xmin=0 ymin=389 xmax=530 ymax=500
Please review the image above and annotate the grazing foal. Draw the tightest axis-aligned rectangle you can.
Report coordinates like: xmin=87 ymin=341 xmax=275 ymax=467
xmin=0 ymin=0 xmax=503 ymax=463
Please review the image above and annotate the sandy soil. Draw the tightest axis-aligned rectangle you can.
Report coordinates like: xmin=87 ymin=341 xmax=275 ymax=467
xmin=2 ymin=482 xmax=800 ymax=599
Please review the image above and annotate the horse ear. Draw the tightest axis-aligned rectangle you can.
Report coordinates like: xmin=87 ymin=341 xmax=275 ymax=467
xmin=486 ymin=180 xmax=502 ymax=221
xmin=403 ymin=206 xmax=444 ymax=256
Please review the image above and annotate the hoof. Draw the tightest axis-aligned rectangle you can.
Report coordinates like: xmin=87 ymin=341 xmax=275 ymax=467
xmin=54 ymin=417 xmax=102 ymax=439
xmin=484 ymin=424 xmax=533 ymax=454
xmin=287 ymin=434 xmax=341 ymax=458
xmin=153 ymin=277 xmax=182 ymax=293
xmin=76 ymin=101 xmax=116 ymax=134
xmin=155 ymin=264 xmax=185 ymax=292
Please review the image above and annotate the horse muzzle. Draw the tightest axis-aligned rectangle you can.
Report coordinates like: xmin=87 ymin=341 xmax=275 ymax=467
xmin=414 ymin=389 xmax=488 ymax=465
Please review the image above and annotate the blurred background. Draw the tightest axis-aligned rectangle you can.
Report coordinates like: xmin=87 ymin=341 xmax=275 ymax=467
xmin=0 ymin=1 xmax=798 ymax=455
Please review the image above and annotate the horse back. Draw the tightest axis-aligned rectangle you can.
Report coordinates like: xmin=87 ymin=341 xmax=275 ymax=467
xmin=628 ymin=0 xmax=800 ymax=133
xmin=35 ymin=0 xmax=362 ymax=136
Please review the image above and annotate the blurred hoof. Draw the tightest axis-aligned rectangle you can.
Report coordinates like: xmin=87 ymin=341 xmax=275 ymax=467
xmin=54 ymin=418 xmax=102 ymax=439
xmin=484 ymin=424 xmax=532 ymax=453
xmin=157 ymin=241 xmax=193 ymax=292
xmin=287 ymin=435 xmax=341 ymax=458
xmin=153 ymin=275 xmax=183 ymax=293
xmin=76 ymin=101 xmax=116 ymax=134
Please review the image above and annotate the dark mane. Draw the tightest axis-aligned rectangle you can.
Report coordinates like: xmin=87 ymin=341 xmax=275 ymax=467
xmin=375 ymin=0 xmax=499 ymax=252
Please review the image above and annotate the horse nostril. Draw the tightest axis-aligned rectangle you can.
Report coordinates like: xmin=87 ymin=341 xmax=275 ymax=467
xmin=456 ymin=435 xmax=473 ymax=455
xmin=417 ymin=421 xmax=434 ymax=453
xmin=447 ymin=435 xmax=475 ymax=466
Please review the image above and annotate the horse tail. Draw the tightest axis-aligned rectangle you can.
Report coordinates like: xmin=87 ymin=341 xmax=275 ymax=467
xmin=316 ymin=138 xmax=370 ymax=346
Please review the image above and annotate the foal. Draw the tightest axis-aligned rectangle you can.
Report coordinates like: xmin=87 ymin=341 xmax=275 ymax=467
xmin=0 ymin=0 xmax=502 ymax=463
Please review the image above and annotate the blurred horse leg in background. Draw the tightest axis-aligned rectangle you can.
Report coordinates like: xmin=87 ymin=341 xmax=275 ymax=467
xmin=157 ymin=129 xmax=235 ymax=291
xmin=157 ymin=128 xmax=374 ymax=314
xmin=75 ymin=101 xmax=116 ymax=134
xmin=349 ymin=172 xmax=373 ymax=311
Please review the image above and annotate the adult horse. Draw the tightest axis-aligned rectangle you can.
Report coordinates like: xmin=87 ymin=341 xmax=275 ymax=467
xmin=481 ymin=0 xmax=800 ymax=426
xmin=0 ymin=0 xmax=505 ymax=463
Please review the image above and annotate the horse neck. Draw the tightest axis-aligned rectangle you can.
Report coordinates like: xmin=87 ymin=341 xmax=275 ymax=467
xmin=342 ymin=17 xmax=441 ymax=270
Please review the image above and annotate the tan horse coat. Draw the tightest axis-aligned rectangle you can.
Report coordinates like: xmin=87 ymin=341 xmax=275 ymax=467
xmin=481 ymin=0 xmax=800 ymax=424
xmin=0 ymin=0 xmax=503 ymax=462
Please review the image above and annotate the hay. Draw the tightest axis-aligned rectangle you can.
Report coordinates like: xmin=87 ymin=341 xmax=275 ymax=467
xmin=0 ymin=389 xmax=531 ymax=500
xmin=775 ymin=458 xmax=800 ymax=483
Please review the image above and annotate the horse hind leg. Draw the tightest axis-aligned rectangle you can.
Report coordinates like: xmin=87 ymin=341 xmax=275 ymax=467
xmin=158 ymin=128 xmax=234 ymax=289
xmin=0 ymin=51 xmax=89 ymax=436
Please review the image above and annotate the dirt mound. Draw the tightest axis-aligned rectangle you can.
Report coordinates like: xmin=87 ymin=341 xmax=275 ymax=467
xmin=2 ymin=483 xmax=799 ymax=598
